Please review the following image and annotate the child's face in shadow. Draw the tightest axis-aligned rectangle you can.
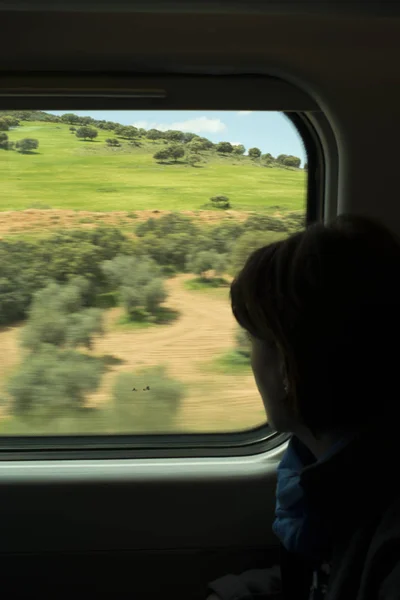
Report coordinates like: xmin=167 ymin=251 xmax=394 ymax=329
xmin=250 ymin=333 xmax=297 ymax=433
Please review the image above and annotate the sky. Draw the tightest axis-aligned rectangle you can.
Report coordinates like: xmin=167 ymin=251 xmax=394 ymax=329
xmin=49 ymin=110 xmax=307 ymax=164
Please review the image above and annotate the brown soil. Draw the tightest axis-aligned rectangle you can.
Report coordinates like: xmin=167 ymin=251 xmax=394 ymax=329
xmin=0 ymin=209 xmax=251 ymax=238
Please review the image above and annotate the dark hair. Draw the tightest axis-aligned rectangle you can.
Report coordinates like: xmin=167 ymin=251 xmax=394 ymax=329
xmin=230 ymin=214 xmax=400 ymax=435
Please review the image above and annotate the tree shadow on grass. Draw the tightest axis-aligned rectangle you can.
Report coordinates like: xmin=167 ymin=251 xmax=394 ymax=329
xmin=17 ymin=151 xmax=41 ymax=155
xmin=101 ymin=354 xmax=125 ymax=369
xmin=153 ymin=306 xmax=180 ymax=324
xmin=156 ymin=160 xmax=187 ymax=166
xmin=185 ymin=276 xmax=230 ymax=291
xmin=119 ymin=307 xmax=181 ymax=328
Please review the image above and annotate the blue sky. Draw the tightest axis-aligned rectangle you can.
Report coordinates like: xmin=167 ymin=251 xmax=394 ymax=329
xmin=49 ymin=110 xmax=306 ymax=164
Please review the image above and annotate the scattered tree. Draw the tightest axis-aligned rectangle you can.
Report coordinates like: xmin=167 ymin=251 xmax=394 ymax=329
xmin=187 ymin=153 xmax=202 ymax=167
xmin=210 ymin=195 xmax=231 ymax=209
xmin=0 ymin=115 xmax=20 ymax=128
xmin=216 ymin=142 xmax=233 ymax=154
xmin=106 ymin=138 xmax=121 ymax=147
xmin=0 ymin=239 xmax=51 ymax=325
xmin=282 ymin=155 xmax=301 ymax=168
xmin=146 ymin=129 xmax=163 ymax=140
xmin=80 ymin=116 xmax=95 ymax=126
xmin=137 ymin=232 xmax=196 ymax=274
xmin=0 ymin=132 xmax=14 ymax=150
xmin=276 ymin=154 xmax=301 ymax=168
xmin=206 ymin=221 xmax=245 ymax=254
xmin=248 ymin=147 xmax=262 ymax=159
xmin=188 ymin=140 xmax=206 ymax=153
xmin=136 ymin=213 xmax=199 ymax=238
xmin=0 ymin=119 xmax=9 ymax=131
xmin=15 ymin=138 xmax=39 ymax=153
xmin=153 ymin=148 xmax=171 ymax=162
xmin=244 ymin=214 xmax=288 ymax=233
xmin=153 ymin=145 xmax=184 ymax=163
xmin=61 ymin=113 xmax=81 ymax=125
xmin=261 ymin=153 xmax=274 ymax=165
xmin=69 ymin=126 xmax=76 ymax=133
xmin=101 ymin=255 xmax=168 ymax=321
xmin=21 ymin=277 xmax=104 ymax=353
xmin=169 ymin=144 xmax=185 ymax=162
xmin=187 ymin=250 xmax=227 ymax=281
xmin=165 ymin=130 xmax=185 ymax=143
xmin=233 ymin=144 xmax=246 ymax=155
xmin=195 ymin=137 xmax=214 ymax=150
xmin=182 ymin=132 xmax=197 ymax=143
xmin=115 ymin=125 xmax=138 ymax=139
xmin=75 ymin=126 xmax=98 ymax=141
xmin=7 ymin=344 xmax=103 ymax=422
xmin=7 ymin=277 xmax=105 ymax=421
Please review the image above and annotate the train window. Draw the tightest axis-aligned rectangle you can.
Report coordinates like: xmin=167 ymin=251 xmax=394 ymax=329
xmin=0 ymin=77 xmax=321 ymax=452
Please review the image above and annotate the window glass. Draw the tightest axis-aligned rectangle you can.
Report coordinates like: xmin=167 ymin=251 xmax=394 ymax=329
xmin=0 ymin=110 xmax=307 ymax=436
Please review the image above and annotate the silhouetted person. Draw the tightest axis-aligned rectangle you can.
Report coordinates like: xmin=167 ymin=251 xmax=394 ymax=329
xmin=207 ymin=215 xmax=400 ymax=600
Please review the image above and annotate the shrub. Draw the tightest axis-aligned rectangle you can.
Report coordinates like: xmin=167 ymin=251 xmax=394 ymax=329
xmin=7 ymin=345 xmax=103 ymax=422
xmin=216 ymin=142 xmax=233 ymax=153
xmin=248 ymin=147 xmax=262 ymax=158
xmin=187 ymin=250 xmax=227 ymax=280
xmin=282 ymin=155 xmax=301 ymax=168
xmin=210 ymin=195 xmax=231 ymax=209
xmin=187 ymin=153 xmax=202 ymax=166
xmin=0 ymin=132 xmax=14 ymax=150
xmin=15 ymin=138 xmax=39 ymax=153
xmin=136 ymin=212 xmax=198 ymax=238
xmin=168 ymin=144 xmax=185 ymax=162
xmin=243 ymin=214 xmax=288 ymax=233
xmin=153 ymin=149 xmax=171 ymax=161
xmin=106 ymin=138 xmax=121 ymax=147
xmin=206 ymin=221 xmax=245 ymax=254
xmin=21 ymin=277 xmax=104 ymax=353
xmin=110 ymin=366 xmax=185 ymax=432
xmin=101 ymin=255 xmax=168 ymax=320
xmin=233 ymin=144 xmax=245 ymax=155
xmin=76 ymin=126 xmax=98 ymax=141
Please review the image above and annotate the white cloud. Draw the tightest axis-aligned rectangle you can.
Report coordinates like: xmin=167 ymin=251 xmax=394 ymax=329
xmin=230 ymin=142 xmax=243 ymax=146
xmin=132 ymin=120 xmax=155 ymax=130
xmin=237 ymin=111 xmax=252 ymax=115
xmin=132 ymin=117 xmax=226 ymax=134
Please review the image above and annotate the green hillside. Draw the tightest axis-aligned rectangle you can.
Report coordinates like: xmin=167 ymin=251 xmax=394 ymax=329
xmin=0 ymin=119 xmax=306 ymax=213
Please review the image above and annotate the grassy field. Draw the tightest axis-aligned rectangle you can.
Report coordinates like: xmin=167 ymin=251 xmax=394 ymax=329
xmin=0 ymin=121 xmax=306 ymax=212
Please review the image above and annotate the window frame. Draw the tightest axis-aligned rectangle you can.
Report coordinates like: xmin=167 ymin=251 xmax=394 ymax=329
xmin=0 ymin=73 xmax=326 ymax=458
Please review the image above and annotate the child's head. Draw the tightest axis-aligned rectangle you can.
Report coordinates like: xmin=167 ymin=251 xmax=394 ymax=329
xmin=230 ymin=214 xmax=400 ymax=438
